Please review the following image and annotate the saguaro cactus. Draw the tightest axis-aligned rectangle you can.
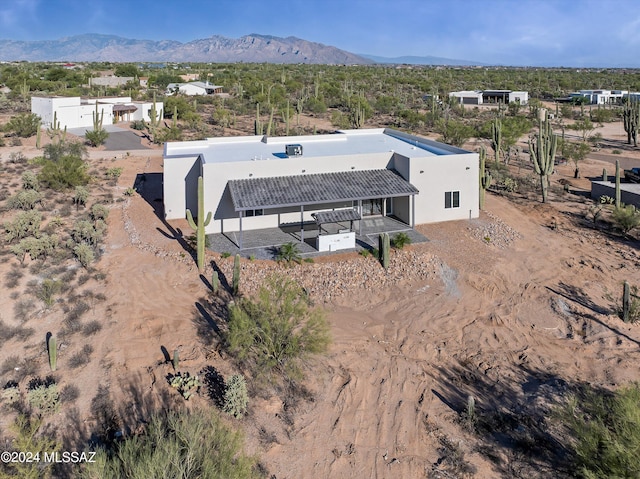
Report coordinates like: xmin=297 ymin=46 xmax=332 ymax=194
xmin=479 ymin=146 xmax=492 ymax=210
xmin=602 ymin=168 xmax=607 ymax=181
xmin=615 ymin=160 xmax=621 ymax=209
xmin=92 ymin=102 xmax=104 ymax=130
xmin=379 ymin=233 xmax=390 ymax=270
xmin=623 ymin=281 xmax=631 ymax=323
xmin=212 ymin=271 xmax=219 ymax=294
xmin=186 ymin=176 xmax=212 ymax=273
xmin=36 ymin=123 xmax=41 ymax=149
xmin=254 ymin=103 xmax=263 ymax=135
xmin=529 ymin=111 xmax=557 ymax=203
xmin=491 ymin=118 xmax=502 ymax=163
xmin=623 ymin=98 xmax=639 ymax=146
xmin=172 ymin=349 xmax=180 ymax=371
xmin=48 ymin=335 xmax=57 ymax=371
xmin=232 ymin=254 xmax=240 ymax=295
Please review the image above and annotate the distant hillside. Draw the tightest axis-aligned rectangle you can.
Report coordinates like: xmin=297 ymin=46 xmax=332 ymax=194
xmin=360 ymin=53 xmax=484 ymax=66
xmin=0 ymin=33 xmax=372 ymax=64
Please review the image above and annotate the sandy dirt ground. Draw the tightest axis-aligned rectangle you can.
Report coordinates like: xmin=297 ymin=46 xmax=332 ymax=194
xmin=0 ymin=117 xmax=639 ymax=478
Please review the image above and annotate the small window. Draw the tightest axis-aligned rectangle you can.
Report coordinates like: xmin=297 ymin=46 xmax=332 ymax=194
xmin=445 ymin=191 xmax=460 ymax=209
xmin=245 ymin=209 xmax=264 ymax=217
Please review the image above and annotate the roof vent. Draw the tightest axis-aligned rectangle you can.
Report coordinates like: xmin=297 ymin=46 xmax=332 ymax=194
xmin=285 ymin=144 xmax=303 ymax=157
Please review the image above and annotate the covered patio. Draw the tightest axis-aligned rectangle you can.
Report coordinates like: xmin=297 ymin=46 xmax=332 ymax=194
xmin=226 ymin=169 xmax=420 ymax=252
xmin=207 ymin=215 xmax=428 ymax=260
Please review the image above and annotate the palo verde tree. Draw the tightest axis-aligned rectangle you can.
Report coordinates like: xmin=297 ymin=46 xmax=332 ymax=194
xmin=226 ymin=274 xmax=330 ymax=383
xmin=529 ymin=110 xmax=557 ymax=203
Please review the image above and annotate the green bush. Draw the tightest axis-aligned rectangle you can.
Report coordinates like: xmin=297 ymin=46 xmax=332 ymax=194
xmin=562 ymin=383 xmax=640 ymax=478
xmin=6 ymin=112 xmax=41 ymax=138
xmin=227 ymin=275 xmax=330 ymax=382
xmin=223 ymin=374 xmax=249 ymax=418
xmin=7 ymin=190 xmax=42 ymax=210
xmin=85 ymin=128 xmax=109 ymax=147
xmin=391 ymin=232 xmax=411 ymax=249
xmin=36 ymin=278 xmax=62 ymax=307
xmin=275 ymin=241 xmax=302 ymax=264
xmin=612 ymin=205 xmax=640 ymax=235
xmin=105 ymin=167 xmax=123 ymax=179
xmin=90 ymin=204 xmax=109 ymax=222
xmin=27 ymin=382 xmax=59 ymax=416
xmin=4 ymin=210 xmax=42 ymax=243
xmin=73 ymin=243 xmax=95 ymax=268
xmin=21 ymin=171 xmax=39 ymax=191
xmin=73 ymin=185 xmax=89 ymax=210
xmin=39 ymin=154 xmax=90 ymax=190
xmin=81 ymin=409 xmax=259 ymax=479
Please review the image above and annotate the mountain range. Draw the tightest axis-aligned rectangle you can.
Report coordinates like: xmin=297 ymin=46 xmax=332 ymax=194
xmin=0 ymin=33 xmax=476 ymax=66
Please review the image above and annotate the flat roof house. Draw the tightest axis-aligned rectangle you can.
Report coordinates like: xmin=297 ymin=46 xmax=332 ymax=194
xmin=31 ymin=96 xmax=163 ymax=130
xmin=166 ymin=81 xmax=223 ymax=96
xmin=163 ymin=128 xmax=479 ymax=250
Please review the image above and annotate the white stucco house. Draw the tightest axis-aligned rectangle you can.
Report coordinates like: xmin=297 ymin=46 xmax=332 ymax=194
xmin=449 ymin=90 xmax=529 ymax=105
xmin=31 ymin=96 xmax=163 ymax=130
xmin=165 ymin=81 xmax=223 ymax=96
xmin=570 ymin=90 xmax=628 ymax=105
xmin=163 ymin=128 xmax=479 ymax=249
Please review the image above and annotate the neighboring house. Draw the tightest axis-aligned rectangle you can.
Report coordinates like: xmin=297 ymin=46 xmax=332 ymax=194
xmin=165 ymin=81 xmax=223 ymax=96
xmin=163 ymin=128 xmax=479 ymax=249
xmin=570 ymin=89 xmax=628 ymax=105
xmin=31 ymin=96 xmax=163 ymax=130
xmin=89 ymin=76 xmax=135 ymax=88
xmin=449 ymin=90 xmax=484 ymax=105
xmin=449 ymin=89 xmax=529 ymax=105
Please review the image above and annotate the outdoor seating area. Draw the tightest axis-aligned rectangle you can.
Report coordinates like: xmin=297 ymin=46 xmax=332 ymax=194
xmin=206 ymin=215 xmax=428 ymax=260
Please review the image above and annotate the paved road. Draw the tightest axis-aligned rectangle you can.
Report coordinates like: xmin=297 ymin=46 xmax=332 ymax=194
xmin=589 ymin=152 xmax=639 ymax=171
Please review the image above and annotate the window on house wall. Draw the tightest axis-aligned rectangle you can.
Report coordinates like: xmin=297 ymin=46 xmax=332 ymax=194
xmin=245 ymin=209 xmax=264 ymax=217
xmin=445 ymin=191 xmax=460 ymax=209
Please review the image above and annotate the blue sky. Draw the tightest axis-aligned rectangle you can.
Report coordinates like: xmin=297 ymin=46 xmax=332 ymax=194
xmin=1 ymin=0 xmax=640 ymax=67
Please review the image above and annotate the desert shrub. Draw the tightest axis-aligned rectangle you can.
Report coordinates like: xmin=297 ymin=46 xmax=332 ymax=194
xmin=68 ymin=345 xmax=94 ymax=369
xmin=13 ymin=299 xmax=35 ymax=322
xmin=85 ymin=127 xmax=109 ymax=147
xmin=130 ymin=120 xmax=146 ymax=130
xmin=81 ymin=408 xmax=259 ymax=479
xmin=123 ymin=187 xmax=136 ymax=196
xmin=5 ymin=267 xmax=24 ymax=288
xmin=0 ymin=319 xmax=34 ymax=342
xmin=275 ymin=241 xmax=302 ymax=264
xmin=90 ymin=204 xmax=109 ymax=222
xmin=73 ymin=243 xmax=95 ymax=268
xmin=71 ymin=219 xmax=106 ymax=246
xmin=36 ymin=278 xmax=62 ymax=307
xmin=2 ymin=415 xmax=60 ymax=479
xmin=2 ymin=383 xmax=20 ymax=404
xmin=391 ymin=232 xmax=411 ymax=249
xmin=227 ymin=275 xmax=330 ymax=382
xmin=105 ymin=167 xmax=123 ymax=179
xmin=82 ymin=320 xmax=102 ymax=336
xmin=27 ymin=379 xmax=59 ymax=415
xmin=7 ymin=189 xmax=43 ymax=210
xmin=562 ymin=382 xmax=640 ymax=479
xmin=39 ymin=154 xmax=90 ymax=191
xmin=73 ymin=186 xmax=89 ymax=210
xmin=6 ymin=112 xmax=40 ymax=138
xmin=21 ymin=170 xmax=39 ymax=191
xmin=612 ymin=205 xmax=640 ymax=235
xmin=169 ymin=372 xmax=201 ymax=400
xmin=10 ymin=234 xmax=59 ymax=264
xmin=59 ymin=384 xmax=80 ymax=404
xmin=8 ymin=151 xmax=27 ymax=164
xmin=223 ymin=374 xmax=249 ymax=418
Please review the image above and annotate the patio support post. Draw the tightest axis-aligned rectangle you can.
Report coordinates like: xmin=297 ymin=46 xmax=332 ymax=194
xmin=411 ymin=195 xmax=416 ymax=227
xmin=383 ymin=198 xmax=387 ymax=217
xmin=300 ymin=205 xmax=304 ymax=243
xmin=238 ymin=211 xmax=243 ymax=249
xmin=358 ymin=200 xmax=362 ymax=234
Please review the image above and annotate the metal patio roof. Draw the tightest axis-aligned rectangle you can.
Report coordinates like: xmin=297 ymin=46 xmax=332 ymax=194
xmin=228 ymin=169 xmax=418 ymax=211
xmin=312 ymin=209 xmax=361 ymax=225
